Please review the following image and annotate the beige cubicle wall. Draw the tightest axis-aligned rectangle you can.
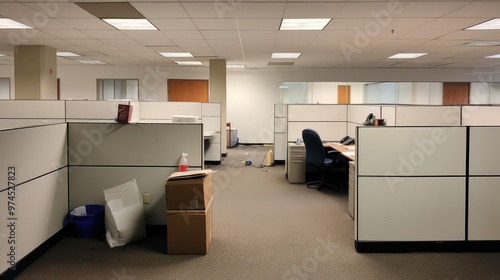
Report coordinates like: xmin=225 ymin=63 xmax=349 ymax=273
xmin=394 ymin=105 xmax=461 ymax=126
xmin=0 ymin=123 xmax=68 ymax=276
xmin=67 ymin=122 xmax=204 ymax=225
xmin=356 ymin=125 xmax=500 ymax=252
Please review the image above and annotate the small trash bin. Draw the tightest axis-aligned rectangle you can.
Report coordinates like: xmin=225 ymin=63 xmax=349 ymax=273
xmin=69 ymin=204 xmax=105 ymax=239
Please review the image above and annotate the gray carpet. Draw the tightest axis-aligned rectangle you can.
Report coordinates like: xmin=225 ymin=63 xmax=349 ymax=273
xmin=16 ymin=145 xmax=500 ymax=279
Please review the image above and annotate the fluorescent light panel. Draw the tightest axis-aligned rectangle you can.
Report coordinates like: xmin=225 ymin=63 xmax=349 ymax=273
xmin=77 ymin=60 xmax=106 ymax=64
xmin=57 ymin=52 xmax=80 ymax=57
xmin=175 ymin=61 xmax=203 ymax=66
xmin=485 ymin=54 xmax=500 ymax=58
xmin=0 ymin=18 xmax=33 ymax=29
xmin=388 ymin=53 xmax=428 ymax=59
xmin=271 ymin=53 xmax=301 ymax=59
xmin=467 ymin=18 xmax=500 ymax=30
xmin=102 ymin=18 xmax=157 ymax=30
xmin=159 ymin=52 xmax=193 ymax=58
xmin=227 ymin=64 xmax=245 ymax=68
xmin=280 ymin=18 xmax=331 ymax=31
xmin=0 ymin=54 xmax=6 ymax=57
xmin=462 ymin=41 xmax=500 ymax=46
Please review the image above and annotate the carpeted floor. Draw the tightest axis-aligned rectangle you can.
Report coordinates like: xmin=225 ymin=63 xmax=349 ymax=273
xmin=14 ymin=145 xmax=500 ymax=279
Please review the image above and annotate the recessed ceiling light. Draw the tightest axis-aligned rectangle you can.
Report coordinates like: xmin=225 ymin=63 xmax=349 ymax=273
xmin=466 ymin=18 xmax=500 ymax=30
xmin=280 ymin=18 xmax=331 ymax=31
xmin=462 ymin=41 xmax=500 ymax=46
xmin=227 ymin=64 xmax=245 ymax=68
xmin=159 ymin=52 xmax=193 ymax=58
xmin=388 ymin=53 xmax=428 ymax=59
xmin=0 ymin=53 xmax=6 ymax=57
xmin=175 ymin=61 xmax=203 ymax=66
xmin=271 ymin=53 xmax=301 ymax=59
xmin=102 ymin=18 xmax=157 ymax=30
xmin=57 ymin=52 xmax=80 ymax=57
xmin=77 ymin=60 xmax=106 ymax=64
xmin=0 ymin=18 xmax=33 ymax=29
xmin=485 ymin=54 xmax=500 ymax=58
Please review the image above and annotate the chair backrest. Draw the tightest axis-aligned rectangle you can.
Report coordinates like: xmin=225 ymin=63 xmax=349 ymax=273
xmin=302 ymin=128 xmax=325 ymax=167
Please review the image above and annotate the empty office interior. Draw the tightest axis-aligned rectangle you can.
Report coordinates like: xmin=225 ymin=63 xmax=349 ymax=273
xmin=3 ymin=0 xmax=500 ymax=279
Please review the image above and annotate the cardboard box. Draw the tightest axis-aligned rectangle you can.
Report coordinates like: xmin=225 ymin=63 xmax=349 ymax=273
xmin=165 ymin=170 xmax=213 ymax=210
xmin=167 ymin=198 xmax=212 ymax=255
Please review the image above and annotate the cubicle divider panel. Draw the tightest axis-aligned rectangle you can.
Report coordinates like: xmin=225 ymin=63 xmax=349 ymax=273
xmin=288 ymin=122 xmax=347 ymax=143
xmin=0 ymin=100 xmax=65 ymax=119
xmin=468 ymin=126 xmax=500 ymax=243
xmin=68 ymin=123 xmax=203 ymax=167
xmin=468 ymin=177 xmax=500 ymax=241
xmin=274 ymin=104 xmax=287 ymax=162
xmin=139 ymin=101 xmax=202 ymax=121
xmin=462 ymin=106 xmax=500 ymax=126
xmin=65 ymin=100 xmax=130 ymax=122
xmin=357 ymin=177 xmax=466 ymax=241
xmin=356 ymin=126 xmax=467 ymax=251
xmin=357 ymin=127 xmax=466 ymax=176
xmin=67 ymin=122 xmax=203 ymax=225
xmin=381 ymin=106 xmax=396 ymax=126
xmin=287 ymin=104 xmax=347 ymax=122
xmin=69 ymin=166 xmax=176 ymax=225
xmin=347 ymin=104 xmax=382 ymax=125
xmin=0 ymin=123 xmax=67 ymax=275
xmin=394 ymin=106 xmax=461 ymax=126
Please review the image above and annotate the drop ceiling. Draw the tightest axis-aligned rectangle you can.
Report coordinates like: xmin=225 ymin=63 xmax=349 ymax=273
xmin=1 ymin=0 xmax=500 ymax=70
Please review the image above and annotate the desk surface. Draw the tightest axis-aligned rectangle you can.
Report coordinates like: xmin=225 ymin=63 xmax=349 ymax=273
xmin=326 ymin=143 xmax=356 ymax=161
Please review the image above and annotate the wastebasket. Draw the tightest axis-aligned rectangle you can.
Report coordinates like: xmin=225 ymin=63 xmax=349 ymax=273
xmin=69 ymin=204 xmax=105 ymax=239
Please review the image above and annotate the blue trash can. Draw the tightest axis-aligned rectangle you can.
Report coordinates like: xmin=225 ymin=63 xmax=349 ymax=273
xmin=69 ymin=204 xmax=105 ymax=239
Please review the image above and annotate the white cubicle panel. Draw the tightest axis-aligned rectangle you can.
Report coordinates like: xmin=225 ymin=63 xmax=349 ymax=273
xmin=69 ymin=166 xmax=176 ymax=225
xmin=468 ymin=177 xmax=500 ymax=240
xmin=275 ymin=104 xmax=286 ymax=118
xmin=288 ymin=122 xmax=347 ymax=142
xmin=357 ymin=127 xmax=466 ymax=176
xmin=348 ymin=105 xmax=381 ymax=125
xmin=469 ymin=127 xmax=500 ymax=175
xmin=68 ymin=123 xmax=203 ymax=167
xmin=15 ymin=168 xmax=68 ymax=259
xmin=0 ymin=100 xmax=65 ymax=119
xmin=462 ymin=106 xmax=500 ymax=126
xmin=66 ymin=100 xmax=129 ymax=121
xmin=139 ymin=102 xmax=202 ymax=121
xmin=202 ymin=102 xmax=220 ymax=117
xmin=288 ymin=104 xmax=347 ymax=121
xmin=395 ymin=106 xmax=461 ymax=126
xmin=381 ymin=106 xmax=396 ymax=126
xmin=357 ymin=177 xmax=466 ymax=241
xmin=0 ymin=123 xmax=67 ymax=185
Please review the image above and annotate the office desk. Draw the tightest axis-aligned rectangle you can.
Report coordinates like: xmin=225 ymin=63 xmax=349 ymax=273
xmin=326 ymin=143 xmax=356 ymax=161
xmin=327 ymin=143 xmax=356 ymax=218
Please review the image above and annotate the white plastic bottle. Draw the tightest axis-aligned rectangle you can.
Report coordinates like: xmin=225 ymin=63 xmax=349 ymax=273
xmin=179 ymin=153 xmax=189 ymax=172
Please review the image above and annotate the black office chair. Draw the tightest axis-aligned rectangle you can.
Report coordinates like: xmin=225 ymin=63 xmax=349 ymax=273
xmin=302 ymin=128 xmax=344 ymax=191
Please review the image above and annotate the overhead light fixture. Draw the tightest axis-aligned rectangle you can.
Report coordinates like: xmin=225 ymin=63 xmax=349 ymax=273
xmin=77 ymin=60 xmax=106 ymax=64
xmin=466 ymin=18 xmax=500 ymax=30
xmin=174 ymin=61 xmax=203 ymax=66
xmin=57 ymin=52 xmax=80 ymax=57
xmin=271 ymin=53 xmax=301 ymax=59
xmin=0 ymin=53 xmax=6 ymax=57
xmin=462 ymin=41 xmax=500 ymax=46
xmin=388 ymin=53 xmax=428 ymax=59
xmin=159 ymin=52 xmax=193 ymax=58
xmin=485 ymin=54 xmax=500 ymax=58
xmin=280 ymin=18 xmax=331 ymax=31
xmin=227 ymin=64 xmax=245 ymax=68
xmin=102 ymin=18 xmax=157 ymax=30
xmin=0 ymin=18 xmax=33 ymax=29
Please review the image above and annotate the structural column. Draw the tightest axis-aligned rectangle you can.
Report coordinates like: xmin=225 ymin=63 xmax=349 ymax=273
xmin=14 ymin=45 xmax=57 ymax=99
xmin=209 ymin=59 xmax=227 ymax=155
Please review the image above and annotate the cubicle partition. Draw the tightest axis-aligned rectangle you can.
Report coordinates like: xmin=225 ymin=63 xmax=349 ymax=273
xmin=0 ymin=122 xmax=68 ymax=276
xmin=67 ymin=122 xmax=204 ymax=225
xmin=355 ymin=125 xmax=500 ymax=252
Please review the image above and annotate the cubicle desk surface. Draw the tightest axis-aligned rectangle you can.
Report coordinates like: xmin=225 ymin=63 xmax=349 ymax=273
xmin=326 ymin=143 xmax=356 ymax=161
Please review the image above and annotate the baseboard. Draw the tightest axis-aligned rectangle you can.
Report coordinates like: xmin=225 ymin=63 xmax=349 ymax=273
xmin=204 ymin=160 xmax=221 ymax=165
xmin=274 ymin=160 xmax=285 ymax=165
xmin=355 ymin=241 xmax=466 ymax=253
xmin=466 ymin=241 xmax=500 ymax=252
xmin=0 ymin=226 xmax=69 ymax=280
